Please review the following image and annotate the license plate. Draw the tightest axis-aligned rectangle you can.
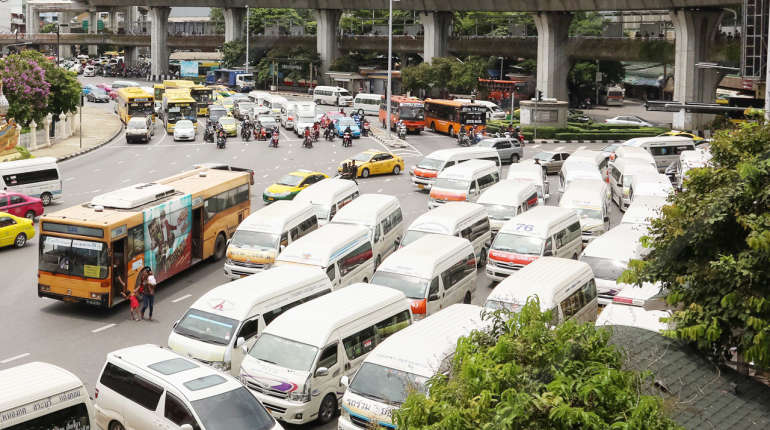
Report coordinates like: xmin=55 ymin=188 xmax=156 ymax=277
xmin=417 ymin=184 xmax=424 ymax=189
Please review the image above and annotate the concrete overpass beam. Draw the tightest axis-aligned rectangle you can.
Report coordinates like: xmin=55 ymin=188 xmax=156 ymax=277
xmin=315 ymin=9 xmax=342 ymax=77
xmin=150 ymin=6 xmax=170 ymax=78
xmin=59 ymin=12 xmax=74 ymax=60
xmin=420 ymin=11 xmax=452 ymax=63
xmin=671 ymin=8 xmax=723 ymax=130
xmin=224 ymin=8 xmax=246 ymax=43
xmin=88 ymin=11 xmax=99 ymax=56
xmin=534 ymin=12 xmax=572 ymax=102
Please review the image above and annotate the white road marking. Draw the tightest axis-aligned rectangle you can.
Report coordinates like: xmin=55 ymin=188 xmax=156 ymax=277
xmin=92 ymin=189 xmax=101 ymax=193
xmin=531 ymin=144 xmax=540 ymax=148
xmin=554 ymin=146 xmax=564 ymax=151
xmin=148 ymin=170 xmax=156 ymax=174
xmin=377 ymin=188 xmax=383 ymax=192
xmin=0 ymin=353 xmax=30 ymax=364
xmin=577 ymin=146 xmax=586 ymax=150
xmin=93 ymin=168 xmax=102 ymax=172
xmin=117 ymin=160 xmax=124 ymax=165
xmin=121 ymin=179 xmax=131 ymax=183
xmin=91 ymin=323 xmax=116 ymax=334
xmin=172 ymin=294 xmax=193 ymax=303
xmin=262 ymin=174 xmax=269 ymax=178
xmin=65 ymin=177 xmax=75 ymax=182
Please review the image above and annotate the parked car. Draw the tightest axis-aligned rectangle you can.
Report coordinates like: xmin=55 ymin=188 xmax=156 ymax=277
xmin=173 ymin=119 xmax=196 ymax=141
xmin=533 ymin=151 xmax=571 ymax=174
xmin=476 ymin=137 xmax=523 ymax=164
xmin=604 ymin=115 xmax=655 ymax=127
xmin=125 ymin=116 xmax=154 ymax=143
xmin=86 ymin=87 xmax=110 ymax=103
xmin=0 ymin=192 xmax=43 ymax=220
xmin=0 ymin=212 xmax=35 ymax=248
xmin=218 ymin=116 xmax=238 ymax=136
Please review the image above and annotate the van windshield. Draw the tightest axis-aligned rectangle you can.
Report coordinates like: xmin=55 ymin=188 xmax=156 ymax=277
xmin=492 ymin=233 xmax=543 ymax=255
xmin=174 ymin=309 xmax=239 ymax=346
xmin=416 ymin=158 xmax=443 ymax=170
xmin=573 ymin=207 xmax=603 ymax=222
xmin=580 ymin=255 xmax=628 ymax=281
xmin=434 ymin=178 xmax=470 ymax=191
xmin=192 ymin=387 xmax=275 ymax=430
xmin=348 ymin=362 xmax=428 ymax=406
xmin=230 ymin=230 xmax=279 ymax=251
xmin=485 ymin=299 xmax=523 ymax=313
xmin=311 ymin=204 xmax=331 ymax=221
xmin=481 ymin=203 xmax=517 ymax=221
xmin=248 ymin=333 xmax=318 ymax=371
xmin=370 ymin=271 xmax=428 ymax=299
xmin=399 ymin=230 xmax=432 ymax=248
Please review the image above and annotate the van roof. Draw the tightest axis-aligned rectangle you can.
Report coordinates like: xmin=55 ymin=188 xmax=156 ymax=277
xmin=506 ymin=163 xmax=544 ymax=182
xmin=613 ymin=157 xmax=658 ymax=174
xmin=276 ymin=223 xmax=370 ymax=267
xmin=264 ymin=284 xmax=407 ymax=347
xmin=614 ymin=146 xmax=656 ymax=165
xmin=423 ymin=147 xmax=499 ymax=162
xmin=190 ymin=265 xmax=328 ymax=320
xmin=354 ymin=93 xmax=383 ymax=99
xmin=331 ymin=194 xmax=399 ymax=227
xmin=407 ymin=202 xmax=486 ymax=235
xmin=294 ymin=178 xmax=358 ymax=205
xmin=377 ymin=235 xmax=472 ymax=280
xmin=438 ymin=159 xmax=497 ymax=180
xmin=0 ymin=156 xmax=58 ymax=171
xmin=237 ymin=200 xmax=314 ymax=234
xmin=621 ymin=195 xmax=667 ymax=226
xmin=563 ymin=149 xmax=605 ymax=167
xmin=561 ymin=162 xmax=603 ymax=181
xmin=364 ymin=304 xmax=487 ymax=377
xmin=499 ymin=206 xmax=577 ymax=238
xmin=581 ymin=223 xmax=648 ymax=262
xmin=559 ymin=179 xmax=607 ymax=207
xmin=486 ymin=257 xmax=593 ymax=309
xmin=0 ymin=362 xmax=84 ymax=413
xmin=624 ymin=136 xmax=695 ymax=146
xmin=107 ymin=344 xmax=242 ymax=401
xmin=478 ymin=180 xmax=538 ymax=206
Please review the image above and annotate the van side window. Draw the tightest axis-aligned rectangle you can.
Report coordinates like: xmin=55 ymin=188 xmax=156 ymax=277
xmin=566 ymin=222 xmax=582 ymax=243
xmin=326 ymin=265 xmax=336 ymax=282
xmin=374 ymin=310 xmax=411 ymax=342
xmin=381 ymin=208 xmax=403 ymax=236
xmin=469 ymin=181 xmax=478 ymax=194
xmin=555 ymin=229 xmax=566 ymax=248
xmin=611 ymin=166 xmax=621 ymax=182
xmin=429 ymin=277 xmax=439 ymax=298
xmin=478 ymin=173 xmax=495 ymax=189
xmin=339 ymin=242 xmax=373 ymax=276
xmin=280 ymin=232 xmax=289 ymax=248
xmin=100 ymin=363 xmax=162 ymax=411
xmin=297 ymin=216 xmax=318 ymax=238
xmin=440 ymin=253 xmax=475 ymax=289
xmin=460 ymin=226 xmax=472 ymax=241
xmin=2 ymin=168 xmax=59 ymax=186
xmin=560 ymin=280 xmax=597 ymax=320
xmin=443 ymin=161 xmax=455 ymax=169
xmin=544 ymin=237 xmax=553 ymax=253
xmin=469 ymin=218 xmax=490 ymax=242
xmin=343 ymin=326 xmax=376 ymax=360
xmin=237 ymin=317 xmax=260 ymax=340
xmin=329 ymin=204 xmax=337 ymax=219
xmin=165 ymin=392 xmax=200 ymax=430
xmin=317 ymin=344 xmax=338 ymax=369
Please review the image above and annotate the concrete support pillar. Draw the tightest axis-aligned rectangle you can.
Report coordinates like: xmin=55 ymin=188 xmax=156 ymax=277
xmin=111 ymin=8 xmax=120 ymax=33
xmin=150 ymin=6 xmax=171 ymax=78
xmin=533 ymin=12 xmax=572 ymax=102
xmin=26 ymin=5 xmax=40 ymax=34
xmin=671 ymin=8 xmax=723 ymax=130
xmin=59 ymin=12 xmax=73 ymax=60
xmin=420 ymin=12 xmax=452 ymax=64
xmin=125 ymin=7 xmax=137 ymax=34
xmin=224 ymin=8 xmax=246 ymax=43
xmin=124 ymin=46 xmax=139 ymax=66
xmin=88 ymin=11 xmax=98 ymax=56
xmin=315 ymin=9 xmax=342 ymax=77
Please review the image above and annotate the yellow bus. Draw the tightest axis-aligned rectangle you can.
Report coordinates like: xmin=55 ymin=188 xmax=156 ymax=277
xmin=162 ymin=88 xmax=197 ymax=133
xmin=154 ymin=80 xmax=195 ymax=113
xmin=116 ymin=87 xmax=155 ymax=124
xmin=37 ymin=166 xmax=252 ymax=309
xmin=191 ymin=85 xmax=214 ymax=116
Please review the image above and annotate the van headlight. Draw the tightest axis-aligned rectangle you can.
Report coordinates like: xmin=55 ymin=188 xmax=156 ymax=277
xmin=289 ymin=376 xmax=311 ymax=403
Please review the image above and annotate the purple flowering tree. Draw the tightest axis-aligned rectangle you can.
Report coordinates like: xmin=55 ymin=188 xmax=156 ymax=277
xmin=0 ymin=53 xmax=51 ymax=126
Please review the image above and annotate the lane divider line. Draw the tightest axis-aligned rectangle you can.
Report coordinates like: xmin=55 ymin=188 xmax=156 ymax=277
xmin=91 ymin=323 xmax=116 ymax=334
xmin=0 ymin=353 xmax=30 ymax=364
xmin=172 ymin=294 xmax=193 ymax=303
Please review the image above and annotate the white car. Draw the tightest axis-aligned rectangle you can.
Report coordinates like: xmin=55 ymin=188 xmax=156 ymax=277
xmin=173 ymin=120 xmax=196 ymax=141
xmin=604 ymin=116 xmax=654 ymax=127
xmin=83 ymin=65 xmax=96 ymax=77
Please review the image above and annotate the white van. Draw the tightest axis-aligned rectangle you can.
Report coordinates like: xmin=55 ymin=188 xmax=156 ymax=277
xmin=453 ymin=99 xmax=506 ymax=120
xmin=621 ymin=195 xmax=667 ymax=226
xmin=668 ymin=148 xmax=712 ymax=191
xmin=624 ymin=136 xmax=696 ymax=172
xmin=292 ymin=101 xmax=317 ymax=136
xmin=477 ymin=180 xmax=539 ymax=236
xmin=95 ymin=344 xmax=282 ymax=430
xmin=280 ymin=101 xmax=297 ymax=130
xmin=411 ymin=147 xmax=501 ymax=190
xmin=608 ymin=157 xmax=659 ymax=211
xmin=248 ymin=90 xmax=272 ymax=114
xmin=313 ymin=85 xmax=353 ymax=106
xmin=372 ymin=234 xmax=476 ymax=320
xmin=400 ymin=201 xmax=491 ymax=263
xmin=224 ymin=201 xmax=318 ymax=279
xmin=0 ymin=362 xmax=94 ymax=429
xmin=0 ymin=157 xmax=62 ymax=205
xmin=338 ymin=304 xmax=487 ymax=429
xmin=275 ymin=223 xmax=375 ymax=288
xmin=595 ymin=282 xmax=670 ymax=332
xmin=353 ymin=93 xmax=382 ymax=116
xmin=486 ymin=206 xmax=582 ymax=281
xmin=485 ymin=257 xmax=598 ymax=324
xmin=613 ymin=145 xmax=657 ymax=170
xmin=330 ymin=194 xmax=404 ymax=267
xmin=429 ymin=160 xmax=500 ymax=209
xmin=558 ymin=160 xmax=604 ymax=192
xmin=263 ymin=94 xmax=288 ymax=121
xmin=629 ymin=172 xmax=674 ymax=201
xmin=168 ymin=265 xmax=333 ymax=375
xmin=239 ymin=284 xmax=411 ymax=425
xmin=507 ymin=162 xmax=550 ymax=202
xmin=558 ymin=179 xmax=610 ymax=243
xmin=294 ymin=177 xmax=359 ymax=225
xmin=579 ymin=223 xmax=648 ymax=304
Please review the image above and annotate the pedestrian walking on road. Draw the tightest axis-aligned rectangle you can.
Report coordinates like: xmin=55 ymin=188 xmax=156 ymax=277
xmin=140 ymin=267 xmax=157 ymax=321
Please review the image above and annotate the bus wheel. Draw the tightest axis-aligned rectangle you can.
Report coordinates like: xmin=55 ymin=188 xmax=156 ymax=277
xmin=214 ymin=233 xmax=227 ymax=261
xmin=41 ymin=192 xmax=52 ymax=206
xmin=431 ymin=123 xmax=436 ymax=133
xmin=448 ymin=126 xmax=454 ymax=138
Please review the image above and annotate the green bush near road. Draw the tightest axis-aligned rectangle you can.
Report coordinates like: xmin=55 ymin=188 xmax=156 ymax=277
xmin=485 ymin=120 xmax=667 ymax=141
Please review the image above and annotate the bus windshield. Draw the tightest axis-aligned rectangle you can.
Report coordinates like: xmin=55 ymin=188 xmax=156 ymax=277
xmin=167 ymin=104 xmax=196 ymax=123
xmin=399 ymin=105 xmax=424 ymax=120
xmin=192 ymin=89 xmax=212 ymax=103
xmin=128 ymin=102 xmax=154 ymax=116
xmin=39 ymin=235 xmax=109 ymax=279
xmin=460 ymin=109 xmax=485 ymax=126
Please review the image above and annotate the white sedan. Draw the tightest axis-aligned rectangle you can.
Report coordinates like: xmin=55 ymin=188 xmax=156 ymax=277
xmin=604 ymin=116 xmax=655 ymax=127
xmin=173 ymin=120 xmax=196 ymax=141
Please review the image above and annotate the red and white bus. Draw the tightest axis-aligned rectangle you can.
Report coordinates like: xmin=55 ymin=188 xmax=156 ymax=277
xmin=378 ymin=95 xmax=425 ymax=132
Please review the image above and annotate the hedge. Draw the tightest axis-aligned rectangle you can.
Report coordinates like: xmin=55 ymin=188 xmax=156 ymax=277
xmin=484 ymin=119 xmax=668 ymax=140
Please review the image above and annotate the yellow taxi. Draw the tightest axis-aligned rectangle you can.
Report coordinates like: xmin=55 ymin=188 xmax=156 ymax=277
xmin=338 ymin=149 xmax=405 ymax=178
xmin=658 ymin=130 xmax=704 ymax=142
xmin=0 ymin=212 xmax=35 ymax=248
xmin=263 ymin=170 xmax=328 ymax=203
xmin=218 ymin=116 xmax=238 ymax=136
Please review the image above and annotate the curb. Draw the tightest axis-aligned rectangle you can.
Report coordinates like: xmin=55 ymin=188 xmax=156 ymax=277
xmin=370 ymin=128 xmax=408 ymax=150
xmin=57 ymin=124 xmax=124 ymax=162
xmin=526 ymin=139 xmax=624 ymax=144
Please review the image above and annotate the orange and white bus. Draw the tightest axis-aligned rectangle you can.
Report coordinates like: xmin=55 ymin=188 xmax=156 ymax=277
xmin=37 ymin=166 xmax=252 ymax=309
xmin=378 ymin=95 xmax=425 ymax=132
xmin=424 ymin=99 xmax=486 ymax=137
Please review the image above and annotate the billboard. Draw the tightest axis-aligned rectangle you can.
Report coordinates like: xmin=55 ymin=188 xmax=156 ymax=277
xmin=180 ymin=61 xmax=199 ymax=78
xmin=143 ymin=194 xmax=192 ymax=282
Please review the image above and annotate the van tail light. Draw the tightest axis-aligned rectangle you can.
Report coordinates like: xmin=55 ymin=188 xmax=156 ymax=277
xmin=288 ymin=116 xmax=294 ymax=121
xmin=94 ymin=387 xmax=99 ymax=399
xmin=410 ymin=299 xmax=426 ymax=315
xmin=612 ymin=296 xmax=644 ymax=307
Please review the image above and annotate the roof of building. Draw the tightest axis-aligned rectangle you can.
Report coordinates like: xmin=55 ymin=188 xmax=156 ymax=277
xmin=608 ymin=326 xmax=770 ymax=429
xmin=169 ymin=52 xmax=222 ymax=61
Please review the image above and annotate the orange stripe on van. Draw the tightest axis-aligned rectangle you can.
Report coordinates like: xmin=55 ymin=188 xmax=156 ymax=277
xmin=414 ymin=168 xmax=438 ymax=178
xmin=429 ymin=190 xmax=467 ymax=201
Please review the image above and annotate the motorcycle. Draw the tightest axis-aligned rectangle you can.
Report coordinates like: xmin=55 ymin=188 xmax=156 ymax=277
xmin=324 ymin=127 xmax=335 ymax=142
xmin=361 ymin=121 xmax=370 ymax=137
xmin=457 ymin=133 xmax=471 ymax=147
xmin=216 ymin=131 xmax=227 ymax=149
xmin=517 ymin=132 xmax=525 ymax=146
xmin=342 ymin=131 xmax=352 ymax=148
xmin=303 ymin=134 xmax=313 ymax=149
xmin=397 ymin=124 xmax=407 ymax=140
xmin=270 ymin=132 xmax=279 ymax=148
xmin=203 ymin=125 xmax=215 ymax=143
xmin=241 ymin=122 xmax=251 ymax=141
xmin=312 ymin=128 xmax=320 ymax=142
xmin=254 ymin=126 xmax=268 ymax=141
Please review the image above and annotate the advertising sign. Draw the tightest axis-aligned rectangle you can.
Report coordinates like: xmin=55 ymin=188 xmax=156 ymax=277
xmin=143 ymin=194 xmax=192 ymax=282
xmin=180 ymin=61 xmax=199 ymax=78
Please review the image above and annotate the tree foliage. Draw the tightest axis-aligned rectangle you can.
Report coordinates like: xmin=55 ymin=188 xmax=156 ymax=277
xmin=255 ymin=47 xmax=320 ymax=85
xmin=0 ymin=53 xmax=51 ymax=126
xmin=209 ymin=8 xmax=224 ymax=34
xmin=569 ymin=12 xmax=605 ymax=36
xmin=393 ymin=299 xmax=681 ymax=429
xmin=19 ymin=51 xmax=80 ymax=116
xmin=622 ymin=123 xmax=770 ymax=370
xmin=401 ymin=56 xmax=495 ymax=96
xmin=568 ymin=60 xmax=625 ymax=104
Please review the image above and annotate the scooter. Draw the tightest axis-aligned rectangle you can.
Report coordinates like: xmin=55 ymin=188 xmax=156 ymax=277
xmin=343 ymin=131 xmax=352 ymax=147
xmin=241 ymin=122 xmax=251 ymax=141
xmin=457 ymin=133 xmax=471 ymax=147
xmin=270 ymin=131 xmax=279 ymax=148
xmin=361 ymin=121 xmax=370 ymax=137
xmin=312 ymin=128 xmax=320 ymax=142
xmin=303 ymin=134 xmax=313 ymax=149
xmin=397 ymin=124 xmax=407 ymax=140
xmin=203 ymin=125 xmax=215 ymax=143
xmin=325 ymin=128 xmax=335 ymax=142
xmin=216 ymin=131 xmax=227 ymax=149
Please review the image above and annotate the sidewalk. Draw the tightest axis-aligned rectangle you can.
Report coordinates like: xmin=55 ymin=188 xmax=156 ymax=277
xmin=1 ymin=105 xmax=123 ymax=162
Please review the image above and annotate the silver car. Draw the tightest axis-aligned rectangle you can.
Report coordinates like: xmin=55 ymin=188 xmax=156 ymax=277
xmin=125 ymin=116 xmax=154 ymax=144
xmin=477 ymin=138 xmax=523 ymax=164
xmin=534 ymin=151 xmax=571 ymax=174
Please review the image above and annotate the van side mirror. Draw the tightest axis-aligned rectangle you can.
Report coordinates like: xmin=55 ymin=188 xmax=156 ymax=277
xmin=280 ymin=244 xmax=286 ymax=252
xmin=340 ymin=375 xmax=350 ymax=387
xmin=172 ymin=320 xmax=179 ymax=328
xmin=315 ymin=367 xmax=329 ymax=377
xmin=235 ymin=337 xmax=246 ymax=348
xmin=241 ymin=345 xmax=248 ymax=355
xmin=428 ymin=294 xmax=440 ymax=302
xmin=604 ymin=216 xmax=610 ymax=223
xmin=543 ymin=250 xmax=553 ymax=257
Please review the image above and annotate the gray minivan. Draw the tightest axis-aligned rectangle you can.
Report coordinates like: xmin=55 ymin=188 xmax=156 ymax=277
xmin=477 ymin=137 xmax=523 ymax=164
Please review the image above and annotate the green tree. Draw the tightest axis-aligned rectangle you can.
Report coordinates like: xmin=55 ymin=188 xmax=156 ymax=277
xmin=41 ymin=23 xmax=57 ymax=34
xmin=568 ymin=60 xmax=625 ymax=104
xmin=622 ymin=123 xmax=770 ymax=371
xmin=401 ymin=62 xmax=433 ymax=96
xmin=209 ymin=8 xmax=224 ymax=34
xmin=393 ymin=299 xmax=681 ymax=429
xmin=255 ymin=47 xmax=320 ymax=87
xmin=569 ymin=12 xmax=605 ymax=36
xmin=18 ymin=51 xmax=80 ymax=116
xmin=248 ymin=8 xmax=310 ymax=35
xmin=221 ymin=40 xmax=247 ymax=68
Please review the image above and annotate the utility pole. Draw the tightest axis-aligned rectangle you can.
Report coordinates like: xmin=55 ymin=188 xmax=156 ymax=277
xmin=386 ymin=0 xmax=395 ymax=138
xmin=245 ymin=6 xmax=249 ymax=73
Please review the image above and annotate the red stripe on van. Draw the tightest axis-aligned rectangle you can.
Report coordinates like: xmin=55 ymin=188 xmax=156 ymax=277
xmin=488 ymin=250 xmax=539 ymax=265
xmin=414 ymin=168 xmax=438 ymax=178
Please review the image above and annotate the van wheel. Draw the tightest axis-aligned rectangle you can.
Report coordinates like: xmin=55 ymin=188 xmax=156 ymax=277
xmin=510 ymin=154 xmax=520 ymax=164
xmin=318 ymin=393 xmax=337 ymax=424
xmin=41 ymin=192 xmax=52 ymax=206
xmin=214 ymin=233 xmax=227 ymax=261
xmin=392 ymin=165 xmax=401 ymax=175
xmin=479 ymin=248 xmax=487 ymax=267
xmin=14 ymin=233 xmax=26 ymax=248
xmin=463 ymin=292 xmax=471 ymax=304
xmin=375 ymin=255 xmax=381 ymax=268
xmin=109 ymin=421 xmax=125 ymax=430
xmin=361 ymin=168 xmax=370 ymax=178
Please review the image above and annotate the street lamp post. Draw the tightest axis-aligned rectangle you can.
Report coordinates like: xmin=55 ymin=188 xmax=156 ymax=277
xmin=386 ymin=0 xmax=398 ymax=138
xmin=56 ymin=24 xmax=60 ymax=65
xmin=245 ymin=6 xmax=249 ymax=73
xmin=498 ymin=56 xmax=504 ymax=80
